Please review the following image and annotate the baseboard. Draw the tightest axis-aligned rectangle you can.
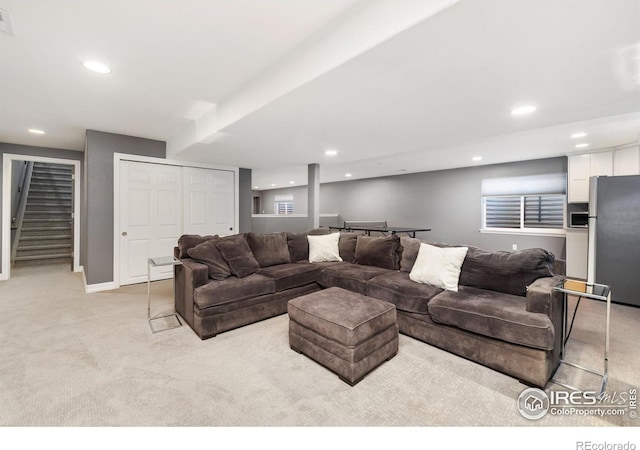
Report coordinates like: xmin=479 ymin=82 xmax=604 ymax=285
xmin=85 ymin=281 xmax=118 ymax=293
xmin=83 ymin=269 xmax=118 ymax=293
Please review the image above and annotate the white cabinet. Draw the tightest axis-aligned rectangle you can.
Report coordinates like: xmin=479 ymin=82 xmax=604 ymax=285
xmin=565 ymin=228 xmax=588 ymax=280
xmin=568 ymin=151 xmax=613 ymax=203
xmin=568 ymin=154 xmax=591 ymax=203
xmin=613 ymin=147 xmax=640 ymax=176
xmin=589 ymin=151 xmax=613 ymax=176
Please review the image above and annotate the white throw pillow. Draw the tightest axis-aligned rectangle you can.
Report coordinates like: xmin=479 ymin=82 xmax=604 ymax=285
xmin=307 ymin=233 xmax=343 ymax=263
xmin=409 ymin=243 xmax=468 ymax=292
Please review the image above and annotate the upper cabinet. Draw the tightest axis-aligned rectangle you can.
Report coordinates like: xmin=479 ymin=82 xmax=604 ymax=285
xmin=613 ymin=147 xmax=640 ymax=176
xmin=568 ymin=147 xmax=640 ymax=203
xmin=568 ymin=154 xmax=592 ymax=203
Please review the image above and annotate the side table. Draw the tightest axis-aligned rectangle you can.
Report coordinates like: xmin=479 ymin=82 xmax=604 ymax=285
xmin=552 ymin=279 xmax=611 ymax=395
xmin=148 ymin=256 xmax=183 ymax=333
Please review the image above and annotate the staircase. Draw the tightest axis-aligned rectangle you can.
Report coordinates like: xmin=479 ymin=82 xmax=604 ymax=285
xmin=12 ymin=162 xmax=73 ymax=266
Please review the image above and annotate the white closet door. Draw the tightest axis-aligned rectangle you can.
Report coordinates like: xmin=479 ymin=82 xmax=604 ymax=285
xmin=183 ymin=167 xmax=235 ymax=236
xmin=119 ymin=161 xmax=183 ymax=285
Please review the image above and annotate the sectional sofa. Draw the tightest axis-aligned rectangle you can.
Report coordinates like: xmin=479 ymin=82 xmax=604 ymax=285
xmin=173 ymin=229 xmax=564 ymax=388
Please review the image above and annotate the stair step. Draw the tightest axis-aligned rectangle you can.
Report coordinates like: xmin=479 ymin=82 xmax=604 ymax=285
xmin=31 ymin=173 xmax=72 ymax=178
xmin=18 ymin=236 xmax=72 ymax=246
xmin=18 ymin=235 xmax=71 ymax=241
xmin=14 ymin=253 xmax=71 ymax=261
xmin=32 ymin=164 xmax=72 ymax=172
xmin=29 ymin=183 xmax=72 ymax=190
xmin=23 ymin=213 xmax=71 ymax=219
xmin=26 ymin=196 xmax=72 ymax=201
xmin=24 ymin=208 xmax=72 ymax=213
xmin=18 ymin=243 xmax=71 ymax=249
xmin=28 ymin=188 xmax=72 ymax=194
xmin=16 ymin=247 xmax=71 ymax=257
xmin=25 ymin=203 xmax=72 ymax=207
xmin=13 ymin=257 xmax=72 ymax=267
xmin=23 ymin=218 xmax=71 ymax=223
xmin=22 ymin=226 xmax=71 ymax=232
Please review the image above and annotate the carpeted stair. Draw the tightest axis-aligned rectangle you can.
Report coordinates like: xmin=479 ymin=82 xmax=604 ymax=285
xmin=13 ymin=162 xmax=73 ymax=266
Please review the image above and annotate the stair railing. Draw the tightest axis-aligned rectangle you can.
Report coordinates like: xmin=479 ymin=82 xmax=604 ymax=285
xmin=11 ymin=162 xmax=34 ymax=263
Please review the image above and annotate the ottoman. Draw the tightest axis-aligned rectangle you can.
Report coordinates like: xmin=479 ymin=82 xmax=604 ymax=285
xmin=288 ymin=286 xmax=399 ymax=386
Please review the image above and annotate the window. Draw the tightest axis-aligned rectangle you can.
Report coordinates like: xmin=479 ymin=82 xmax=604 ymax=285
xmin=483 ymin=195 xmax=565 ymax=231
xmin=275 ymin=201 xmax=294 ymax=215
xmin=481 ymin=173 xmax=567 ymax=235
xmin=273 ymin=194 xmax=294 ymax=215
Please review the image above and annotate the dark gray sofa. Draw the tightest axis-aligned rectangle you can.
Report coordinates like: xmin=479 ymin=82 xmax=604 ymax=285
xmin=174 ymin=230 xmax=564 ymax=388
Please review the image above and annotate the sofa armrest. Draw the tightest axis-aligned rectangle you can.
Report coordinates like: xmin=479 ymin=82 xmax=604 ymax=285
xmin=174 ymin=258 xmax=209 ymax=328
xmin=526 ymin=275 xmax=564 ymax=315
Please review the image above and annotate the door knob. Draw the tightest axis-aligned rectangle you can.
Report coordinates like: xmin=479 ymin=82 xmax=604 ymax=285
xmin=122 ymin=232 xmax=127 ymax=236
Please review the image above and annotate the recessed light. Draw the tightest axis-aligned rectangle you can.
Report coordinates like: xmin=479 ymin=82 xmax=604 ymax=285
xmin=345 ymin=173 xmax=352 ymax=177
xmin=270 ymin=183 xmax=276 ymax=187
xmin=575 ymin=143 xmax=589 ymax=149
xmin=571 ymin=132 xmax=587 ymax=139
xmin=472 ymin=156 xmax=482 ymax=162
xmin=253 ymin=186 xmax=259 ymax=189
xmin=289 ymin=181 xmax=295 ymax=185
xmin=325 ymin=150 xmax=338 ymax=156
xmin=82 ymin=60 xmax=111 ymax=74
xmin=28 ymin=128 xmax=45 ymax=135
xmin=510 ymin=104 xmax=537 ymax=115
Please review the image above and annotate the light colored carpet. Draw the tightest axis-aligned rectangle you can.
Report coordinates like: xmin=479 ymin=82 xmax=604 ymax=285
xmin=0 ymin=264 xmax=638 ymax=433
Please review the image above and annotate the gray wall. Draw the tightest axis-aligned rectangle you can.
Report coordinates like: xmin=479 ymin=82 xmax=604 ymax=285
xmin=83 ymin=130 xmax=165 ymax=285
xmin=319 ymin=157 xmax=567 ymax=258
xmin=255 ymin=157 xmax=567 ymax=259
xmin=10 ymin=160 xmax=28 ymax=221
xmin=259 ymin=185 xmax=308 ymax=214
xmin=238 ymin=168 xmax=252 ymax=233
xmin=0 ymin=143 xmax=84 ymax=274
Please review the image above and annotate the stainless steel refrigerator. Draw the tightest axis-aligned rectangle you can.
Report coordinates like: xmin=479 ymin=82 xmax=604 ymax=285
xmin=587 ymin=175 xmax=640 ymax=306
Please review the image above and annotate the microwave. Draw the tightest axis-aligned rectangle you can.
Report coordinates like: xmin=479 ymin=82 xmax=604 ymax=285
xmin=570 ymin=212 xmax=589 ymax=228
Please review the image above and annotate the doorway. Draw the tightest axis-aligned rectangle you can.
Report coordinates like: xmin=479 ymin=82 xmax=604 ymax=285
xmin=1 ymin=154 xmax=81 ymax=281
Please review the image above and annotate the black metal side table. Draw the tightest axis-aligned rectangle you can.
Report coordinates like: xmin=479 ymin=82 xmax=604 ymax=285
xmin=147 ymin=256 xmax=183 ymax=333
xmin=552 ymin=279 xmax=611 ymax=395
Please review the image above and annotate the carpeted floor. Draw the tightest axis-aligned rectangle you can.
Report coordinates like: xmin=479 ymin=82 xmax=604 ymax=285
xmin=0 ymin=264 xmax=638 ymax=432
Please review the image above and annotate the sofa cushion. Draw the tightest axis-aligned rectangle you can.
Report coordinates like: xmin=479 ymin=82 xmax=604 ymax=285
xmin=287 ymin=229 xmax=334 ymax=262
xmin=186 ymin=237 xmax=232 ymax=281
xmin=247 ymin=232 xmax=291 ymax=267
xmin=318 ymin=263 xmax=390 ymax=295
xmin=308 ymin=232 xmax=343 ymax=263
xmin=288 ymin=287 xmax=397 ymax=347
xmin=354 ymin=235 xmax=402 ymax=270
xmin=458 ymin=247 xmax=555 ymax=296
xmin=410 ymin=243 xmax=468 ymax=292
xmin=427 ymin=286 xmax=555 ymax=350
xmin=399 ymin=236 xmax=421 ymax=273
xmin=338 ymin=232 xmax=362 ymax=263
xmin=216 ymin=235 xmax=260 ymax=278
xmin=177 ymin=234 xmax=217 ymax=259
xmin=257 ymin=263 xmax=322 ymax=292
xmin=193 ymin=274 xmax=276 ymax=309
xmin=367 ymin=271 xmax=443 ymax=314
xmin=287 ymin=232 xmax=309 ymax=262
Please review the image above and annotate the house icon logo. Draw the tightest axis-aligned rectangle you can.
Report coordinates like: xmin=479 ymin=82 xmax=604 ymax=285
xmin=517 ymin=388 xmax=550 ymax=420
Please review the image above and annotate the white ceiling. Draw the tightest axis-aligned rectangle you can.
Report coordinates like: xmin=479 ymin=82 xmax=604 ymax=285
xmin=1 ymin=0 xmax=639 ymax=189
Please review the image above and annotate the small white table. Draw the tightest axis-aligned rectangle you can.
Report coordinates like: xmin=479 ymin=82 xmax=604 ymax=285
xmin=147 ymin=256 xmax=183 ymax=333
xmin=552 ymin=279 xmax=611 ymax=395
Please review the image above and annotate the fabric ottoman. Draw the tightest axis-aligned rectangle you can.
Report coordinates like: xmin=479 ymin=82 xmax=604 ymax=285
xmin=288 ymin=286 xmax=399 ymax=386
